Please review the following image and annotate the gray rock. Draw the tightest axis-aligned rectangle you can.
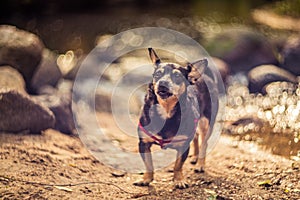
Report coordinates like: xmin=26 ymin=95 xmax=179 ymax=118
xmin=33 ymin=80 xmax=76 ymax=134
xmin=224 ymin=117 xmax=265 ymax=135
xmin=0 ymin=66 xmax=55 ymax=133
xmin=0 ymin=90 xmax=55 ymax=133
xmin=211 ymin=57 xmax=229 ymax=84
xmin=0 ymin=66 xmax=26 ymax=94
xmin=263 ymin=81 xmax=297 ymax=96
xmin=281 ymin=36 xmax=300 ymax=75
xmin=30 ymin=49 xmax=62 ymax=94
xmin=208 ymin=57 xmax=229 ymax=94
xmin=0 ymin=25 xmax=44 ymax=92
xmin=248 ymin=65 xmax=297 ymax=93
xmin=33 ymin=94 xmax=75 ymax=134
xmin=206 ymin=28 xmax=278 ymax=73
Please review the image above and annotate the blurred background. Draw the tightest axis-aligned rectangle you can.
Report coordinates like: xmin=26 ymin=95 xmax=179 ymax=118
xmin=0 ymin=0 xmax=292 ymax=53
xmin=1 ymin=2 xmax=300 ymax=198
xmin=0 ymin=0 xmax=299 ymax=158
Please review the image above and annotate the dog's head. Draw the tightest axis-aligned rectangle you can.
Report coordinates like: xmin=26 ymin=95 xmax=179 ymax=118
xmin=148 ymin=48 xmax=207 ymax=100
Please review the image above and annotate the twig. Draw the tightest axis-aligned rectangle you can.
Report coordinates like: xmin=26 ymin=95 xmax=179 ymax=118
xmin=0 ymin=175 xmax=149 ymax=198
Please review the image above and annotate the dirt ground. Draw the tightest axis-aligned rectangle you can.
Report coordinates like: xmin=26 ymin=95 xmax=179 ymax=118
xmin=0 ymin=128 xmax=299 ymax=200
xmin=3 ymin=73 xmax=300 ymax=200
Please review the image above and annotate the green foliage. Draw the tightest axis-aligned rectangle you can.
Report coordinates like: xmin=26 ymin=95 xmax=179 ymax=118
xmin=272 ymin=0 xmax=300 ymax=18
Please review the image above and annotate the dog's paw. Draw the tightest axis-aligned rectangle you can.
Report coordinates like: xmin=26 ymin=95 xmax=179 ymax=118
xmin=190 ymin=156 xmax=198 ymax=165
xmin=133 ymin=172 xmax=153 ymax=186
xmin=194 ymin=158 xmax=205 ymax=173
xmin=133 ymin=179 xmax=152 ymax=187
xmin=174 ymin=180 xmax=189 ymax=189
xmin=194 ymin=166 xmax=205 ymax=173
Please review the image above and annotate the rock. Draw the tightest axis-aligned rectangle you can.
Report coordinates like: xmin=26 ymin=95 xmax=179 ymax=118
xmin=248 ymin=65 xmax=297 ymax=94
xmin=263 ymin=81 xmax=297 ymax=96
xmin=53 ymin=80 xmax=76 ymax=134
xmin=0 ymin=90 xmax=56 ymax=133
xmin=206 ymin=28 xmax=278 ymax=73
xmin=33 ymin=94 xmax=75 ymax=134
xmin=0 ymin=67 xmax=55 ymax=134
xmin=0 ymin=90 xmax=55 ymax=133
xmin=224 ymin=117 xmax=266 ymax=135
xmin=0 ymin=66 xmax=26 ymax=94
xmin=0 ymin=66 xmax=55 ymax=133
xmin=36 ymin=85 xmax=57 ymax=95
xmin=281 ymin=36 xmax=300 ymax=75
xmin=32 ymin=80 xmax=76 ymax=134
xmin=211 ymin=57 xmax=230 ymax=83
xmin=231 ymin=117 xmax=264 ymax=127
xmin=0 ymin=25 xmax=44 ymax=92
xmin=30 ymin=49 xmax=62 ymax=94
xmin=111 ymin=170 xmax=126 ymax=177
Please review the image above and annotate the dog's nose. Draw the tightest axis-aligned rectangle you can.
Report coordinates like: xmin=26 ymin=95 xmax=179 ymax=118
xmin=158 ymin=81 xmax=169 ymax=89
xmin=157 ymin=80 xmax=172 ymax=99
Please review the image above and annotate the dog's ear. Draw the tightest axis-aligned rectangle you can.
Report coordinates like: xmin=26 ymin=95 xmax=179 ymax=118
xmin=148 ymin=48 xmax=161 ymax=67
xmin=187 ymin=58 xmax=208 ymax=82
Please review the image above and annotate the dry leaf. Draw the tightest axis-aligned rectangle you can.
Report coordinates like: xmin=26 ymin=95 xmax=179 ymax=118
xmin=257 ymin=180 xmax=272 ymax=187
xmin=54 ymin=186 xmax=73 ymax=192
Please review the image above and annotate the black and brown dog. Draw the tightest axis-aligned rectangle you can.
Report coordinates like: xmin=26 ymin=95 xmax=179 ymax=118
xmin=134 ymin=48 xmax=219 ymax=189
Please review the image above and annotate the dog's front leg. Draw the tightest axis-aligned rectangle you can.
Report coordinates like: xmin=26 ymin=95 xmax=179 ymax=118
xmin=133 ymin=141 xmax=154 ymax=186
xmin=194 ymin=117 xmax=209 ymax=173
xmin=190 ymin=131 xmax=199 ymax=164
xmin=173 ymin=146 xmax=190 ymax=189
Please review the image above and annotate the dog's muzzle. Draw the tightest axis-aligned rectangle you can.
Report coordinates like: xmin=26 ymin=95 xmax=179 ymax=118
xmin=157 ymin=81 xmax=173 ymax=99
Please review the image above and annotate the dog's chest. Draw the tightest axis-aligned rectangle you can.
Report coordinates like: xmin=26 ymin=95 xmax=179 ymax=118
xmin=155 ymin=104 xmax=175 ymax=119
xmin=149 ymin=104 xmax=181 ymax=136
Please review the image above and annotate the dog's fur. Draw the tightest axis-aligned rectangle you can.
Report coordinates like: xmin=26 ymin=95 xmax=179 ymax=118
xmin=134 ymin=48 xmax=219 ymax=189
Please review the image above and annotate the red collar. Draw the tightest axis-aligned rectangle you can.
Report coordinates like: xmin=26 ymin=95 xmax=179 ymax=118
xmin=138 ymin=118 xmax=200 ymax=149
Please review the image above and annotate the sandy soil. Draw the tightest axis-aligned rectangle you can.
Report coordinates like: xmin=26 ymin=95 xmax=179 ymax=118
xmin=1 ymin=127 xmax=299 ymax=200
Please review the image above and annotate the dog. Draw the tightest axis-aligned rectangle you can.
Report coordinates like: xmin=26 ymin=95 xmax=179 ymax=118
xmin=133 ymin=48 xmax=219 ymax=189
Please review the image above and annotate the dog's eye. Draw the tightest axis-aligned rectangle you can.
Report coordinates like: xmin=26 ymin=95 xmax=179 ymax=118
xmin=173 ymin=73 xmax=183 ymax=84
xmin=174 ymin=73 xmax=181 ymax=78
xmin=154 ymin=71 xmax=163 ymax=79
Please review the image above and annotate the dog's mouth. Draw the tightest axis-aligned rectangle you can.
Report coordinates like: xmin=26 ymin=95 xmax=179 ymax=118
xmin=157 ymin=86 xmax=173 ymax=99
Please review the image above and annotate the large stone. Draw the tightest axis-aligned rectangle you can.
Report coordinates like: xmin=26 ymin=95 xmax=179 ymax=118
xmin=211 ymin=57 xmax=229 ymax=83
xmin=0 ymin=90 xmax=55 ymax=133
xmin=30 ymin=49 xmax=62 ymax=94
xmin=224 ymin=117 xmax=265 ymax=135
xmin=206 ymin=28 xmax=278 ymax=73
xmin=0 ymin=66 xmax=55 ymax=133
xmin=0 ymin=66 xmax=26 ymax=93
xmin=263 ymin=81 xmax=297 ymax=96
xmin=248 ymin=65 xmax=297 ymax=94
xmin=281 ymin=36 xmax=300 ymax=75
xmin=0 ymin=25 xmax=44 ymax=92
xmin=33 ymin=80 xmax=76 ymax=134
